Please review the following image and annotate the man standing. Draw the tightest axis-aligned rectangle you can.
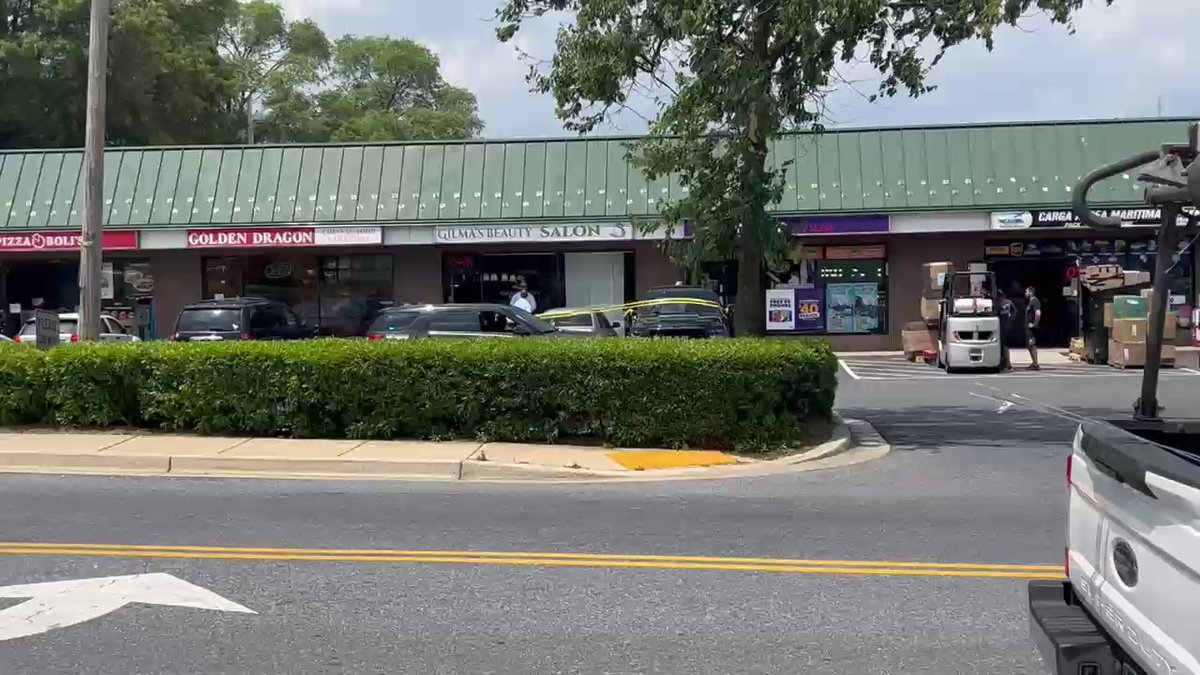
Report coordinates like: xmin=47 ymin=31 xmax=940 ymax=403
xmin=1024 ymin=286 xmax=1042 ymax=371
xmin=997 ymin=291 xmax=1015 ymax=373
xmin=510 ymin=281 xmax=536 ymax=313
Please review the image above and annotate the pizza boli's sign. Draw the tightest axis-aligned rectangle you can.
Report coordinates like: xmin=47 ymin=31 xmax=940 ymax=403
xmin=435 ymin=223 xmax=632 ymax=244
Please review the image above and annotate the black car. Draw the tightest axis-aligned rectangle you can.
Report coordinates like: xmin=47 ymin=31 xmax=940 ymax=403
xmin=366 ymin=303 xmax=571 ymax=340
xmin=628 ymin=286 xmax=730 ymax=338
xmin=172 ymin=298 xmax=314 ymax=342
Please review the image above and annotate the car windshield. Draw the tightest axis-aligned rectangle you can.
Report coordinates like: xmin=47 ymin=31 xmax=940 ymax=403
xmin=507 ymin=306 xmax=558 ymax=333
xmin=638 ymin=288 xmax=723 ymax=316
xmin=177 ymin=308 xmax=241 ymax=332
xmin=368 ymin=311 xmax=420 ymax=333
xmin=20 ymin=319 xmax=78 ymax=336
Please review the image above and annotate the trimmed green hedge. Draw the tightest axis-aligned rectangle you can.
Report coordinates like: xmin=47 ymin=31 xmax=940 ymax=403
xmin=0 ymin=339 xmax=837 ymax=451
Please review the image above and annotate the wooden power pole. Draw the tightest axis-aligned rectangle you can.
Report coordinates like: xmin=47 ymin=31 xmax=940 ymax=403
xmin=78 ymin=0 xmax=111 ymax=341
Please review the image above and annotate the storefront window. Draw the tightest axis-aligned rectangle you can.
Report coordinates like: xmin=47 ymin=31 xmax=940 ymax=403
xmin=203 ymin=255 xmax=392 ymax=336
xmin=101 ymin=259 xmax=154 ymax=332
xmin=319 ymin=255 xmax=394 ymax=336
xmin=766 ymin=244 xmax=889 ymax=335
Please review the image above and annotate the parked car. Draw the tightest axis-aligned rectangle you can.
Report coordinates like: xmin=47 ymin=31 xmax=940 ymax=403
xmin=627 ymin=286 xmax=730 ymax=338
xmin=14 ymin=312 xmax=140 ymax=344
xmin=366 ymin=303 xmax=573 ymax=340
xmin=538 ymin=308 xmax=620 ymax=337
xmin=172 ymin=297 xmax=314 ymax=342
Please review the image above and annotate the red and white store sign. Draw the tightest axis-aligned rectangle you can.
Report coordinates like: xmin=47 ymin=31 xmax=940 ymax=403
xmin=0 ymin=230 xmax=139 ymax=252
xmin=185 ymin=226 xmax=382 ymax=249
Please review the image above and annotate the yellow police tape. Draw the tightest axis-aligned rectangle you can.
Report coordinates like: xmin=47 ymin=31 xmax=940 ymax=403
xmin=539 ymin=298 xmax=725 ymax=320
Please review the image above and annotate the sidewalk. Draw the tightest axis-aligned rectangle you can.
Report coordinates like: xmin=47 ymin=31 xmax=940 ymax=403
xmin=0 ymin=420 xmax=885 ymax=482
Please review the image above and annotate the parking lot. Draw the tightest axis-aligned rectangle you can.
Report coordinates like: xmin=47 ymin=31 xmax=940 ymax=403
xmin=838 ymin=353 xmax=1200 ymax=381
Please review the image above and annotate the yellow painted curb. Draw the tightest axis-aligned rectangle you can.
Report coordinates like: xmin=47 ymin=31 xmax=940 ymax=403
xmin=606 ymin=450 xmax=738 ymax=471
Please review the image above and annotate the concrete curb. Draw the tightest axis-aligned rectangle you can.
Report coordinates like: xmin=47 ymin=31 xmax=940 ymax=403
xmin=0 ymin=419 xmax=889 ymax=483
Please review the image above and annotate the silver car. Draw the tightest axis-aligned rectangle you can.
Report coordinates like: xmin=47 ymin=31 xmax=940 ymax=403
xmin=15 ymin=313 xmax=141 ymax=345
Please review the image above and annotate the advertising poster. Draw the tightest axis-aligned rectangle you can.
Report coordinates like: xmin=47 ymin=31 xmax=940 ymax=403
xmin=852 ymin=282 xmax=880 ymax=334
xmin=825 ymin=283 xmax=855 ymax=333
xmin=765 ymin=289 xmax=796 ymax=331
xmin=793 ymin=288 xmax=824 ymax=332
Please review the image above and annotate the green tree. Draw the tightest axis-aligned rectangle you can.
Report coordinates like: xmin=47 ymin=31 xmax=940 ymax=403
xmin=497 ymin=0 xmax=1109 ymax=336
xmin=0 ymin=0 xmax=242 ymax=148
xmin=258 ymin=35 xmax=484 ymax=143
xmin=217 ymin=0 xmax=329 ymax=143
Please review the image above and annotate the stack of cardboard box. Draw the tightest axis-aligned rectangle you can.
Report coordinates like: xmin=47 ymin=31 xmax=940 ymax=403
xmin=901 ymin=262 xmax=953 ymax=359
xmin=1105 ymin=294 xmax=1177 ymax=368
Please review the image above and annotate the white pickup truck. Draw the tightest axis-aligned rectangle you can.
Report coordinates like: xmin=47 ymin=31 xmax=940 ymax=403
xmin=1029 ymin=123 xmax=1200 ymax=675
xmin=1029 ymin=420 xmax=1200 ymax=675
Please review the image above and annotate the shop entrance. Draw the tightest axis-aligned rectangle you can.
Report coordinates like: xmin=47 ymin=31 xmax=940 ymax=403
xmin=444 ymin=253 xmax=564 ymax=311
xmin=988 ymin=257 xmax=1074 ymax=348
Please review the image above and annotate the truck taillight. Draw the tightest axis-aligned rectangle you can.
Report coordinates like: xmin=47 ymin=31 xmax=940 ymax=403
xmin=70 ymin=334 xmax=79 ymax=343
xmin=12 ymin=336 xmax=19 ymax=343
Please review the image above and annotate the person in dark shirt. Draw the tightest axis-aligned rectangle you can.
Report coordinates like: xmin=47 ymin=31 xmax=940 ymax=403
xmin=1024 ymin=286 xmax=1042 ymax=370
xmin=997 ymin=292 xmax=1015 ymax=372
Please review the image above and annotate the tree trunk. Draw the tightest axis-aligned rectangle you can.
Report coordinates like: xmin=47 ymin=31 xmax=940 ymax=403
xmin=734 ymin=226 xmax=765 ymax=336
xmin=732 ymin=5 xmax=775 ymax=338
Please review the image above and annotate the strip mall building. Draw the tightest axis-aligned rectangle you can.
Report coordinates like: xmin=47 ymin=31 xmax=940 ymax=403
xmin=0 ymin=117 xmax=1194 ymax=349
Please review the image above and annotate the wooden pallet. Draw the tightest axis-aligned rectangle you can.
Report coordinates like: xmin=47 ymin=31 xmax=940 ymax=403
xmin=1109 ymin=359 xmax=1176 ymax=370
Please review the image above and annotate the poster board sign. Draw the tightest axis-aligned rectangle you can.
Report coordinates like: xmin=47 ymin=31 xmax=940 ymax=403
xmin=766 ymin=288 xmax=825 ymax=332
xmin=765 ymin=289 xmax=796 ymax=331
xmin=34 ymin=309 xmax=59 ymax=350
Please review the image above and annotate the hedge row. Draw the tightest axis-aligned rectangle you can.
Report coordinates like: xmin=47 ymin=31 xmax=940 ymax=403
xmin=0 ymin=338 xmax=837 ymax=451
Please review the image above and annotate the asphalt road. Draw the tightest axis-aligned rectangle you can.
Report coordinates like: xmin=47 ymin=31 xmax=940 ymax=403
xmin=1 ymin=362 xmax=1197 ymax=674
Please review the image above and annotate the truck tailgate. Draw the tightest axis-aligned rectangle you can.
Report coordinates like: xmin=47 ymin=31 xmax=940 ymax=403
xmin=1070 ymin=421 xmax=1200 ymax=675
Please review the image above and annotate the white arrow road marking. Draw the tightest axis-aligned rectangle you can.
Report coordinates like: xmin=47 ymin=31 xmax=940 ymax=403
xmin=0 ymin=573 xmax=254 ymax=642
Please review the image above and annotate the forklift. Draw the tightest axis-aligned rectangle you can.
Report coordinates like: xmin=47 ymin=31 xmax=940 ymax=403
xmin=936 ymin=270 xmax=1004 ymax=373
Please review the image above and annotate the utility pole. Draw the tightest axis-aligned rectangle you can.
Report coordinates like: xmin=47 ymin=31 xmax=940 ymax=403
xmin=78 ymin=0 xmax=111 ymax=342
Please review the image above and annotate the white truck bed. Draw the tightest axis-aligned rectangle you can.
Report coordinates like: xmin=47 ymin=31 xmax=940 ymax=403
xmin=1030 ymin=419 xmax=1200 ymax=675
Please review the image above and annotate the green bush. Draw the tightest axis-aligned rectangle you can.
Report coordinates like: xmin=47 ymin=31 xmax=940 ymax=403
xmin=0 ymin=338 xmax=838 ymax=451
xmin=0 ymin=345 xmax=47 ymax=425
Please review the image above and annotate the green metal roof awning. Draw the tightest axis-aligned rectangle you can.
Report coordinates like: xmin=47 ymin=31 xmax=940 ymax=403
xmin=0 ymin=117 xmax=1190 ymax=230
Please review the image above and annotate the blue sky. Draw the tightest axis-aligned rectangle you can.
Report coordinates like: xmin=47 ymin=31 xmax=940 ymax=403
xmin=287 ymin=0 xmax=1199 ymax=138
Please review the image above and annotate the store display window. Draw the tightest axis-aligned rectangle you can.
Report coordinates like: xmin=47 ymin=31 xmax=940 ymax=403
xmin=203 ymin=255 xmax=393 ymax=336
xmin=766 ymin=244 xmax=888 ymax=335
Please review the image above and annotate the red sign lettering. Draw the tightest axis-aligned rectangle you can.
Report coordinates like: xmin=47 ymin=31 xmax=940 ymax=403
xmin=0 ymin=230 xmax=139 ymax=252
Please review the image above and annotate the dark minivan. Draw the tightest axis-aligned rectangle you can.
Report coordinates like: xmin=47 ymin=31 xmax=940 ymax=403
xmin=173 ymin=298 xmax=314 ymax=342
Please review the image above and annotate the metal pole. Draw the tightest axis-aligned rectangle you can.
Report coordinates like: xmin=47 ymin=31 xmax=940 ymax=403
xmin=78 ymin=0 xmax=111 ymax=342
xmin=1135 ymin=204 xmax=1179 ymax=421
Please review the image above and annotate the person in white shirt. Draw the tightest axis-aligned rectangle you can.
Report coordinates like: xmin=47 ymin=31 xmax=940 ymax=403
xmin=510 ymin=282 xmax=536 ymax=313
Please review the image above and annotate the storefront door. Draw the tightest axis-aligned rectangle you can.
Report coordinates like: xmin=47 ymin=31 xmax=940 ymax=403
xmin=565 ymin=252 xmax=624 ymax=320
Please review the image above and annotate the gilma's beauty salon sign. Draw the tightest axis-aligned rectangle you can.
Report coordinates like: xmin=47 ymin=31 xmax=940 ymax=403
xmin=435 ymin=223 xmax=632 ymax=244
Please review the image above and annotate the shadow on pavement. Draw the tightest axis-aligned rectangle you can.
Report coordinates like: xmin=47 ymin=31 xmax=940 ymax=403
xmin=842 ymin=404 xmax=1121 ymax=452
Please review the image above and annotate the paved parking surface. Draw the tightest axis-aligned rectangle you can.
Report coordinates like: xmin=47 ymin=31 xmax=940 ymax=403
xmin=838 ymin=354 xmax=1200 ymax=381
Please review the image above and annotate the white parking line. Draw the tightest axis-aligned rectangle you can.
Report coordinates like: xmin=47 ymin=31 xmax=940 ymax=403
xmin=837 ymin=359 xmax=862 ymax=380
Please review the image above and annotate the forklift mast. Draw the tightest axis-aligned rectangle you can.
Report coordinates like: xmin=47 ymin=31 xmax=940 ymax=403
xmin=1071 ymin=122 xmax=1200 ymax=420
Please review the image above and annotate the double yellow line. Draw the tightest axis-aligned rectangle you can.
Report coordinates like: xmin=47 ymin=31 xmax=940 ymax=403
xmin=0 ymin=542 xmax=1063 ymax=580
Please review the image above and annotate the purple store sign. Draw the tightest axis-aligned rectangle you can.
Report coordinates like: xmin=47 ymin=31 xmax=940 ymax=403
xmin=786 ymin=215 xmax=890 ymax=236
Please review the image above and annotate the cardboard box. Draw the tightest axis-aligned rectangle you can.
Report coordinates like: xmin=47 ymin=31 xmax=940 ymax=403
xmin=1108 ymin=340 xmax=1176 ymax=368
xmin=1111 ymin=319 xmax=1147 ymax=343
xmin=1111 ymin=295 xmax=1150 ymax=320
xmin=1103 ymin=302 xmax=1113 ymax=328
xmin=920 ymin=291 xmax=942 ymax=322
xmin=923 ymin=262 xmax=954 ymax=291
xmin=901 ymin=328 xmax=937 ymax=355
xmin=1069 ymin=337 xmax=1085 ymax=355
xmin=1107 ymin=312 xmax=1177 ymax=339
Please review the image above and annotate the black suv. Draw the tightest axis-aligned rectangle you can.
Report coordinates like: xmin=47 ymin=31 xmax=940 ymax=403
xmin=172 ymin=298 xmax=314 ymax=342
xmin=366 ymin=303 xmax=570 ymax=340
xmin=628 ymin=286 xmax=731 ymax=338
